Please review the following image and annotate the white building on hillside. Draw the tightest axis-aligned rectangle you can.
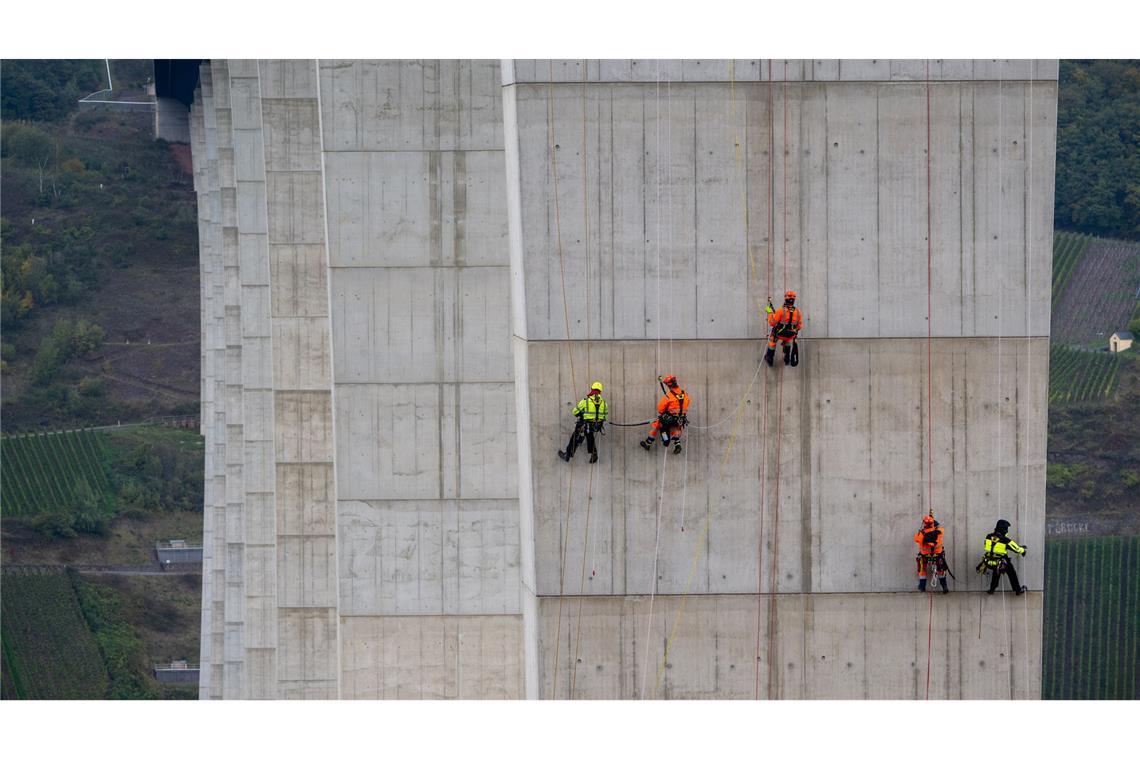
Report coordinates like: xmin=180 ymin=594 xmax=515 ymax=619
xmin=1110 ymin=331 xmax=1134 ymax=353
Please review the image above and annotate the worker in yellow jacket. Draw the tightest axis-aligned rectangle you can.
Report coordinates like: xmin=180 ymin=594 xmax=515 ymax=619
xmin=978 ymin=519 xmax=1028 ymax=595
xmin=558 ymin=382 xmax=608 ymax=463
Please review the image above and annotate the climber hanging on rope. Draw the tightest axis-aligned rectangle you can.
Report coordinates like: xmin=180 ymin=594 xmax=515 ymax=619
xmin=558 ymin=382 xmax=609 ymax=464
xmin=764 ymin=290 xmax=803 ymax=367
xmin=914 ymin=514 xmax=951 ymax=594
xmin=640 ymin=375 xmax=690 ymax=454
xmin=976 ymin=518 xmax=1028 ymax=595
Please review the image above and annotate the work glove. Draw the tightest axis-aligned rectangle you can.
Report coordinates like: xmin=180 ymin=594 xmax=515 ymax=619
xmin=765 ymin=304 xmax=775 ymax=315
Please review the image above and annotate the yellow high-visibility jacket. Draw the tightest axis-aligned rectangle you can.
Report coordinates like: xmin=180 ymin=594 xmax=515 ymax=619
xmin=983 ymin=532 xmax=1025 ymax=566
xmin=572 ymin=395 xmax=608 ymax=422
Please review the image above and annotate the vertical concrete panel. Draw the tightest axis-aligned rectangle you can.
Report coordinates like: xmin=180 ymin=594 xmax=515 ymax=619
xmin=318 ymin=62 xmax=519 ymax=689
xmin=260 ymin=58 xmax=340 ymax=697
xmin=825 ymin=84 xmax=879 ymax=337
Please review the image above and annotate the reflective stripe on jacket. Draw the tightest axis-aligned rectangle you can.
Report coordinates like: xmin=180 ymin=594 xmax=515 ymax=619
xmin=573 ymin=395 xmax=608 ymax=421
xmin=656 ymin=389 xmax=690 ymax=417
xmin=768 ymin=306 xmax=803 ymax=337
xmin=983 ymin=533 xmax=1025 ymax=564
xmin=914 ymin=526 xmax=944 ymax=555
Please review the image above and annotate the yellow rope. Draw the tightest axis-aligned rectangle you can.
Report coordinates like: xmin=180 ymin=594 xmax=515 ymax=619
xmin=569 ymin=463 xmax=596 ymax=698
xmin=570 ymin=61 xmax=595 ymax=699
xmin=547 ymin=61 xmax=578 ymax=699
xmin=652 ymin=59 xmax=771 ymax=697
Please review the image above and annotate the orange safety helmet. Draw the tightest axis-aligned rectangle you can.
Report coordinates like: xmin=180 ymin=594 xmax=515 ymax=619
xmin=662 ymin=374 xmax=678 ymax=387
xmin=922 ymin=515 xmax=935 ymax=527
xmin=784 ymin=290 xmax=797 ymax=302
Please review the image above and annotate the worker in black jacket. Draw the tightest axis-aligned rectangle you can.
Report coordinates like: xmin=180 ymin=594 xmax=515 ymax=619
xmin=978 ymin=519 xmax=1028 ymax=595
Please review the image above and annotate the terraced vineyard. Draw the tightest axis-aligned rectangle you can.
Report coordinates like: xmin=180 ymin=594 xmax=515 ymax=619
xmin=1052 ymin=231 xmax=1094 ymax=304
xmin=1043 ymin=536 xmax=1139 ymax=699
xmin=0 ymin=430 xmax=113 ymax=516
xmin=1051 ymin=235 xmax=1140 ymax=345
xmin=0 ymin=569 xmax=110 ymax=699
xmin=1048 ymin=344 xmax=1124 ymax=403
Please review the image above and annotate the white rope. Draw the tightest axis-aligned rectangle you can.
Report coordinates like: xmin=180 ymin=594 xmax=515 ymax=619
xmin=1023 ymin=70 xmax=1035 ymax=701
xmin=667 ymin=77 xmax=674 ymax=370
xmin=996 ymin=68 xmax=1014 ymax=701
xmin=690 ymin=363 xmax=764 ymax=430
xmin=679 ymin=430 xmax=690 ymax=532
xmin=655 ymin=62 xmax=662 ymax=373
xmin=639 ymin=443 xmax=670 ymax=698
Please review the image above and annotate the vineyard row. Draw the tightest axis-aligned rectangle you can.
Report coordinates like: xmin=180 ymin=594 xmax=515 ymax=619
xmin=0 ymin=430 xmax=113 ymax=517
xmin=1043 ymin=536 xmax=1139 ymax=700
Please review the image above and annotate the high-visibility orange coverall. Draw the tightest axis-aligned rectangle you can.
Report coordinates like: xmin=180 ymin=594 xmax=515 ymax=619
xmin=767 ymin=305 xmax=803 ymax=349
xmin=914 ymin=524 xmax=946 ymax=578
xmin=647 ymin=388 xmax=691 ymax=442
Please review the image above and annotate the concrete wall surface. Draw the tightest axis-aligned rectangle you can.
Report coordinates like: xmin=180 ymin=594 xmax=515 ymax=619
xmin=191 ymin=59 xmax=1054 ymax=699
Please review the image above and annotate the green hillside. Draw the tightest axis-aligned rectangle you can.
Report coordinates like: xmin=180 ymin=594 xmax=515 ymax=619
xmin=0 ymin=569 xmax=109 ymax=699
xmin=1043 ymin=536 xmax=1139 ymax=699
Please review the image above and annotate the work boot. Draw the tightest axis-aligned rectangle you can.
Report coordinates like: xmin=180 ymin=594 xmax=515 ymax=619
xmin=673 ymin=442 xmax=682 ymax=455
xmin=917 ymin=578 xmax=927 ymax=592
xmin=783 ymin=345 xmax=791 ymax=365
xmin=764 ymin=347 xmax=775 ymax=367
xmin=640 ymin=437 xmax=654 ymax=451
xmin=589 ymin=452 xmax=598 ymax=464
xmin=558 ymin=450 xmax=570 ymax=462
xmin=1016 ymin=586 xmax=1027 ymax=596
xmin=939 ymin=577 xmax=949 ymax=594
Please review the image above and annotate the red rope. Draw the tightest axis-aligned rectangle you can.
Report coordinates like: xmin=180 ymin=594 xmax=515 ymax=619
xmin=755 ymin=395 xmax=769 ymax=699
xmin=767 ymin=60 xmax=774 ymax=290
xmin=752 ymin=58 xmax=779 ymax=701
xmin=783 ymin=60 xmax=788 ymax=291
xmin=923 ymin=58 xmax=935 ymax=702
xmin=764 ymin=61 xmax=790 ymax=700
xmin=926 ymin=63 xmax=933 ymax=513
xmin=925 ymin=592 xmax=935 ymax=699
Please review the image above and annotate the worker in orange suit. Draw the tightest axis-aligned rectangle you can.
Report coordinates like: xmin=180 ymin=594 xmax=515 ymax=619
xmin=764 ymin=290 xmax=803 ymax=367
xmin=914 ymin=514 xmax=950 ymax=594
xmin=640 ymin=375 xmax=690 ymax=454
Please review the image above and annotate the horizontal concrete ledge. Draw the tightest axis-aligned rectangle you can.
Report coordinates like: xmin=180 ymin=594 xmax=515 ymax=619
xmin=332 ymin=380 xmax=517 ymax=387
xmin=320 ymin=149 xmax=505 ymax=155
xmin=328 ymin=264 xmax=509 ymax=271
xmin=505 ymin=78 xmax=1059 ymax=87
xmin=517 ymin=336 xmax=1053 ymax=344
xmin=503 ymin=60 xmax=1058 ymax=85
xmin=537 ymin=590 xmax=1043 ymax=600
xmin=339 ymin=612 xmax=523 ymax=620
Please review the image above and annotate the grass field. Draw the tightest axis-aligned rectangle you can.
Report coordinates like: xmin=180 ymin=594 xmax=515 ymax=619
xmin=0 ymin=569 xmax=110 ymax=699
xmin=1048 ymin=344 xmax=1126 ymax=403
xmin=0 ymin=429 xmax=113 ymax=517
xmin=1043 ymin=536 xmax=1139 ymax=700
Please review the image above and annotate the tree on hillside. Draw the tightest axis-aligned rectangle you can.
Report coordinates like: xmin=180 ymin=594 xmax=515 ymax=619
xmin=1 ymin=122 xmax=57 ymax=195
xmin=1056 ymin=60 xmax=1140 ymax=239
xmin=0 ymin=60 xmax=104 ymax=122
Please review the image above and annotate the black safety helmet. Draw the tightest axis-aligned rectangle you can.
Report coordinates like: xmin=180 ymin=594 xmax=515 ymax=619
xmin=994 ymin=519 xmax=1011 ymax=534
